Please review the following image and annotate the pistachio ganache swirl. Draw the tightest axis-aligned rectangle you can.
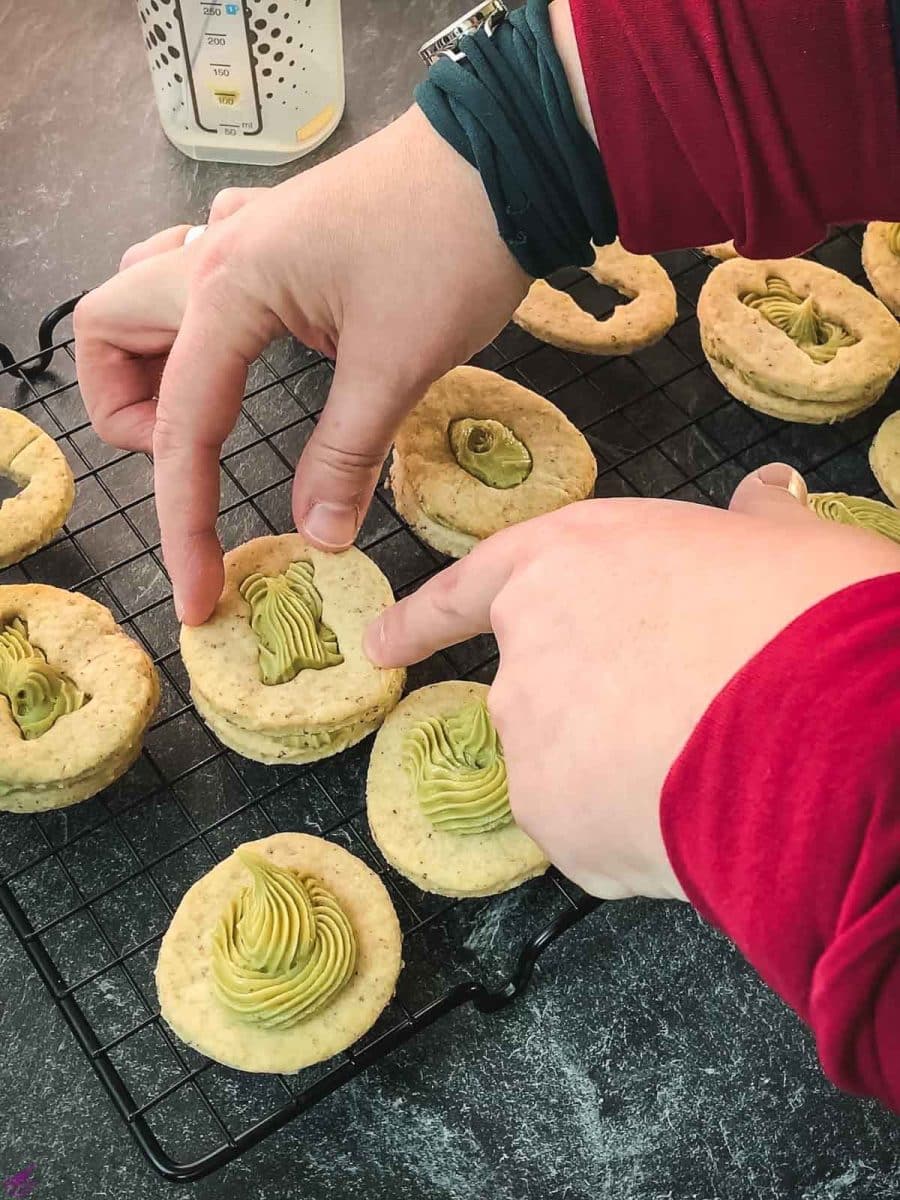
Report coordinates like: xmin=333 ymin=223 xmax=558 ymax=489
xmin=0 ymin=618 xmax=85 ymax=740
xmin=211 ymin=849 xmax=357 ymax=1029
xmin=808 ymin=492 xmax=900 ymax=546
xmin=741 ymin=276 xmax=858 ymax=364
xmin=448 ymin=418 xmax=533 ymax=489
xmin=888 ymin=223 xmax=900 ymax=258
xmin=404 ymin=700 xmax=512 ymax=835
xmin=240 ymin=560 xmax=343 ymax=686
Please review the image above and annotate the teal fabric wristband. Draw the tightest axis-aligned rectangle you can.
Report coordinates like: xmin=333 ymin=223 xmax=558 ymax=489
xmin=415 ymin=0 xmax=617 ymax=278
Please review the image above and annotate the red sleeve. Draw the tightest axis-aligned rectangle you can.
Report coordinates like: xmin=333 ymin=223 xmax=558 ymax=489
xmin=660 ymin=573 xmax=900 ymax=1112
xmin=568 ymin=0 xmax=900 ymax=258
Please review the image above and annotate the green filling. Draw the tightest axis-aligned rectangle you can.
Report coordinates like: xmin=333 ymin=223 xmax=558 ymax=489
xmin=0 ymin=619 xmax=85 ymax=740
xmin=212 ymin=849 xmax=357 ymax=1029
xmin=808 ymin=492 xmax=900 ymax=545
xmin=741 ymin=276 xmax=858 ymax=364
xmin=240 ymin=560 xmax=343 ymax=686
xmin=404 ymin=700 xmax=512 ymax=835
xmin=888 ymin=223 xmax=900 ymax=259
xmin=448 ymin=418 xmax=533 ymax=489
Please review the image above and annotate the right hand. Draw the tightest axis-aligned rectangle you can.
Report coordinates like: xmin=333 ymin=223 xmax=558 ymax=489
xmin=74 ymin=107 xmax=529 ymax=624
xmin=364 ymin=465 xmax=900 ymax=899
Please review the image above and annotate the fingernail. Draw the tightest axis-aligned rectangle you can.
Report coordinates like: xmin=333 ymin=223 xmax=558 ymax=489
xmin=302 ymin=501 xmax=359 ymax=549
xmin=756 ymin=462 xmax=807 ymax=502
xmin=173 ymin=590 xmax=184 ymax=623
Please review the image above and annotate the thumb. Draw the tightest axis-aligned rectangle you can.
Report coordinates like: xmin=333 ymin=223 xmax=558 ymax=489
xmin=729 ymin=462 xmax=812 ymax=522
xmin=294 ymin=351 xmax=423 ymax=550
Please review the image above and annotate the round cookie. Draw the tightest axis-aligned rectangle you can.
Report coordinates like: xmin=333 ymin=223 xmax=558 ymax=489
xmin=513 ymin=239 xmax=677 ymax=355
xmin=807 ymin=492 xmax=900 ymax=545
xmin=870 ymin=410 xmax=900 ymax=507
xmin=698 ymin=258 xmax=900 ymax=423
xmin=389 ymin=366 xmax=597 ymax=558
xmin=0 ymin=408 xmax=74 ymax=568
xmin=367 ymin=681 xmax=549 ymax=898
xmin=0 ymin=585 xmax=159 ymax=812
xmin=862 ymin=222 xmax=900 ymax=318
xmin=156 ymin=833 xmax=402 ymax=1074
xmin=180 ymin=534 xmax=405 ymax=764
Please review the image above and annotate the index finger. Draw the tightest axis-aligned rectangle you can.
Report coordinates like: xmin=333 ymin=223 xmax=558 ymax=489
xmin=364 ymin=527 xmax=528 ymax=667
xmin=153 ymin=298 xmax=251 ymax=625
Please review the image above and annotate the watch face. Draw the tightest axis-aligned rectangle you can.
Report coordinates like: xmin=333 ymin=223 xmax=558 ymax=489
xmin=419 ymin=0 xmax=508 ymax=66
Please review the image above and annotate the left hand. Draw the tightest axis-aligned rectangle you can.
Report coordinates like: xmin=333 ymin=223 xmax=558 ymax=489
xmin=73 ymin=108 xmax=528 ymax=624
xmin=364 ymin=465 xmax=900 ymax=898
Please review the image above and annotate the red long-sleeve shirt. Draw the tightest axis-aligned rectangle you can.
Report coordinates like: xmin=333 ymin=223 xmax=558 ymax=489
xmin=661 ymin=576 xmax=900 ymax=1113
xmin=568 ymin=0 xmax=900 ymax=1111
xmin=569 ymin=0 xmax=900 ymax=257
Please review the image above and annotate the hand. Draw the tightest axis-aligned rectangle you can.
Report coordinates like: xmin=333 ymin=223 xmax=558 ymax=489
xmin=73 ymin=107 xmax=528 ymax=624
xmin=364 ymin=465 xmax=900 ymax=899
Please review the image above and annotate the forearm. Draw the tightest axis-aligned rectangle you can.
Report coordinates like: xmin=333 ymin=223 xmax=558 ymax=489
xmin=661 ymin=574 xmax=900 ymax=1112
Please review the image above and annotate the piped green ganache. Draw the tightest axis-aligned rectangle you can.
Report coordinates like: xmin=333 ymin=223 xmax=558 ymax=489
xmin=808 ymin=492 xmax=900 ymax=546
xmin=211 ymin=850 xmax=357 ymax=1029
xmin=448 ymin=418 xmax=532 ymax=489
xmin=404 ymin=700 xmax=512 ymax=835
xmin=888 ymin=223 xmax=900 ymax=258
xmin=741 ymin=276 xmax=858 ymax=364
xmin=240 ymin=560 xmax=343 ymax=686
xmin=0 ymin=618 xmax=85 ymax=739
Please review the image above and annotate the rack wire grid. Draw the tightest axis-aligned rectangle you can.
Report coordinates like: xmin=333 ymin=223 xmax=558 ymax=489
xmin=0 ymin=226 xmax=895 ymax=1183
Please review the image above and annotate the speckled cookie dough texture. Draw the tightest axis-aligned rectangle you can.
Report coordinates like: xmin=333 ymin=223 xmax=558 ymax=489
xmin=0 ymin=585 xmax=159 ymax=812
xmin=513 ymin=239 xmax=677 ymax=355
xmin=388 ymin=366 xmax=597 ymax=558
xmin=870 ymin=410 xmax=900 ymax=507
xmin=862 ymin=222 xmax=900 ymax=318
xmin=698 ymin=257 xmax=900 ymax=423
xmin=0 ymin=408 xmax=74 ymax=568
xmin=367 ymin=681 xmax=549 ymax=898
xmin=180 ymin=534 xmax=405 ymax=765
xmin=156 ymin=833 xmax=403 ymax=1074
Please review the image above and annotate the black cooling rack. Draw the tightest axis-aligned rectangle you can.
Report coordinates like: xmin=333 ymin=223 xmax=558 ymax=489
xmin=0 ymin=226 xmax=895 ymax=1183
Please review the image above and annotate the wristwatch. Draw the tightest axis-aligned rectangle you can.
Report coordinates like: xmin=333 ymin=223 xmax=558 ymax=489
xmin=419 ymin=1 xmax=509 ymax=67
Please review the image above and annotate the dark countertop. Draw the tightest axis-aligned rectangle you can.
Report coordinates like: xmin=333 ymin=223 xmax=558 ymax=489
xmin=2 ymin=4 xmax=900 ymax=1199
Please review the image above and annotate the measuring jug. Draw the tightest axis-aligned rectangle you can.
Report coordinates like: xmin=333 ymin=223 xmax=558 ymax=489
xmin=137 ymin=0 xmax=344 ymax=165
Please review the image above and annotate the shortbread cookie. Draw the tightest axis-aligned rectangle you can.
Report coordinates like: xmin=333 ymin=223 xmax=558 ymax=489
xmin=389 ymin=366 xmax=596 ymax=558
xmin=180 ymin=534 xmax=405 ymax=764
xmin=0 ymin=585 xmax=159 ymax=812
xmin=807 ymin=492 xmax=900 ymax=545
xmin=0 ymin=408 xmax=75 ymax=568
xmin=367 ymin=681 xmax=549 ymax=898
xmin=156 ymin=833 xmax=402 ymax=1073
xmin=699 ymin=258 xmax=900 ymax=423
xmin=862 ymin=222 xmax=900 ymax=318
xmin=699 ymin=241 xmax=739 ymax=261
xmin=869 ymin=410 xmax=900 ymax=507
xmin=513 ymin=239 xmax=677 ymax=355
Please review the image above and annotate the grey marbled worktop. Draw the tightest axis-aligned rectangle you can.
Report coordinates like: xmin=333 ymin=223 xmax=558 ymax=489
xmin=2 ymin=2 xmax=900 ymax=1198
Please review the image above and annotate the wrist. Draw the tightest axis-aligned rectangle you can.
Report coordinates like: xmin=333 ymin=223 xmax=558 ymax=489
xmin=414 ymin=0 xmax=616 ymax=278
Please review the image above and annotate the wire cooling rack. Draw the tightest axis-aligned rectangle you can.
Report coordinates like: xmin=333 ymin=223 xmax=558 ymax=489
xmin=0 ymin=226 xmax=895 ymax=1182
